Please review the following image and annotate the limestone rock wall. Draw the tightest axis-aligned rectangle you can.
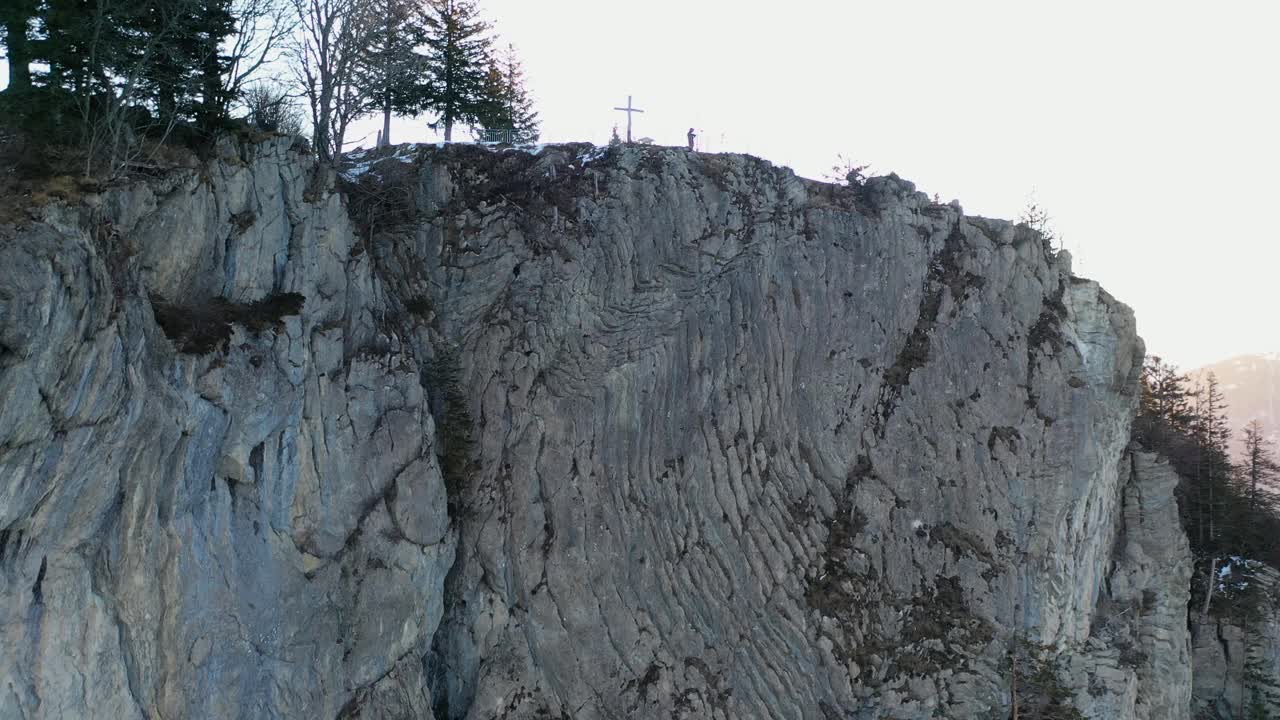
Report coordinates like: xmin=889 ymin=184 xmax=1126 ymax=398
xmin=366 ymin=144 xmax=1186 ymax=719
xmin=0 ymin=140 xmax=1193 ymax=719
xmin=1064 ymin=451 xmax=1192 ymax=720
xmin=0 ymin=138 xmax=454 ymax=719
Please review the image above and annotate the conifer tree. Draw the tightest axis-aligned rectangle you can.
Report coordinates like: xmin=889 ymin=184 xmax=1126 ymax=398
xmin=1136 ymin=354 xmax=1280 ymax=611
xmin=357 ymin=0 xmax=429 ymax=147
xmin=420 ymin=0 xmax=492 ymax=142
xmin=472 ymin=43 xmax=537 ymax=143
xmin=139 ymin=0 xmax=236 ymax=125
xmin=193 ymin=0 xmax=238 ymax=126
xmin=473 ymin=61 xmax=507 ymax=140
xmin=1140 ymin=356 xmax=1195 ymax=432
xmin=26 ymin=0 xmax=160 ymax=152
xmin=37 ymin=0 xmax=121 ymax=96
xmin=0 ymin=0 xmax=37 ymax=92
xmin=4 ymin=0 xmax=258 ymax=171
xmin=1241 ymin=420 xmax=1279 ymax=518
xmin=1191 ymin=373 xmax=1234 ymax=550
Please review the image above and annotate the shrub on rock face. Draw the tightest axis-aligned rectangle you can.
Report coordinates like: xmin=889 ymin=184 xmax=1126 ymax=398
xmin=1004 ymin=637 xmax=1086 ymax=720
xmin=427 ymin=346 xmax=474 ymax=515
xmin=242 ymin=85 xmax=304 ymax=137
xmin=338 ymin=149 xmax=423 ymax=240
xmin=151 ymin=292 xmax=305 ymax=354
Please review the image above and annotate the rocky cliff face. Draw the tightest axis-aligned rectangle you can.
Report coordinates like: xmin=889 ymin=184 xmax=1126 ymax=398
xmin=0 ymin=139 xmax=1191 ymax=719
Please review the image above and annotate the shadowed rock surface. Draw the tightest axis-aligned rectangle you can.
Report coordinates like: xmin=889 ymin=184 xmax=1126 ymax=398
xmin=1192 ymin=563 xmax=1280 ymax=718
xmin=0 ymin=139 xmax=1192 ymax=719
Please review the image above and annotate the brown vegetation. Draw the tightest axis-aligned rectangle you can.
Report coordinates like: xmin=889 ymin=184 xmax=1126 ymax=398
xmin=151 ymin=292 xmax=305 ymax=354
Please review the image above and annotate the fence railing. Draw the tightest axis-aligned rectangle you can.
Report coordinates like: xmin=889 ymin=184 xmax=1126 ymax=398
xmin=477 ymin=128 xmax=517 ymax=145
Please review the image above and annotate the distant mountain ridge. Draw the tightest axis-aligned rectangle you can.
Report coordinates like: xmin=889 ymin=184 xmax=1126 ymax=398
xmin=1192 ymin=353 xmax=1280 ymax=456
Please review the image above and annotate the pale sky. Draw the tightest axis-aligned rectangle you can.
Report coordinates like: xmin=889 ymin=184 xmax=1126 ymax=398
xmin=7 ymin=1 xmax=1278 ymax=368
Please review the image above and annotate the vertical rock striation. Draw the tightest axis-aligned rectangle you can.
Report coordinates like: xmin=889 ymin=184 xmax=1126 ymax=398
xmin=0 ymin=138 xmax=454 ymax=719
xmin=367 ymin=144 xmax=1187 ymax=719
xmin=0 ymin=139 xmax=1193 ymax=719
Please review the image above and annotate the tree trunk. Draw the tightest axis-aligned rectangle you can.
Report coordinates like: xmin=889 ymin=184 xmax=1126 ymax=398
xmin=444 ymin=116 xmax=453 ymax=142
xmin=1209 ymin=478 xmax=1216 ymax=542
xmin=1201 ymin=557 xmax=1218 ymax=622
xmin=315 ymin=110 xmax=331 ymax=162
xmin=315 ymin=79 xmax=333 ymax=161
xmin=333 ymin=111 xmax=348 ymax=161
xmin=3 ymin=2 xmax=33 ymax=92
xmin=201 ymin=51 xmax=222 ymax=128
xmin=381 ymin=94 xmax=391 ymax=147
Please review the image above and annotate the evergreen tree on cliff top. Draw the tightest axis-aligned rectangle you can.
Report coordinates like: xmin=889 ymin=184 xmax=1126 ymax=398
xmin=420 ymin=0 xmax=492 ymax=141
xmin=133 ymin=0 xmax=237 ymax=126
xmin=4 ymin=0 xmax=237 ymax=137
xmin=473 ymin=43 xmax=539 ymax=144
xmin=357 ymin=0 xmax=430 ymax=147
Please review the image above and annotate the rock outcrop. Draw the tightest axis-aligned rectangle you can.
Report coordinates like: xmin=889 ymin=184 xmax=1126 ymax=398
xmin=0 ymin=139 xmax=1192 ymax=719
xmin=1192 ymin=563 xmax=1280 ymax=718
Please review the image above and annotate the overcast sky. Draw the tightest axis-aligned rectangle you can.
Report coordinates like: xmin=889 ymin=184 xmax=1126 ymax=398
xmin=7 ymin=1 xmax=1277 ymax=368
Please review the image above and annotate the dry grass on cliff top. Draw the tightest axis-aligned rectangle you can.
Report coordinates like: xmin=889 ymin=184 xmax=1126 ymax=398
xmin=0 ymin=127 xmax=95 ymax=226
xmin=0 ymin=125 xmax=201 ymax=228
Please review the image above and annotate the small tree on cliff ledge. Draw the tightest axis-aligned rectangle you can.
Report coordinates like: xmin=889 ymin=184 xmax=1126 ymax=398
xmin=825 ymin=154 xmax=870 ymax=185
xmin=1018 ymin=193 xmax=1061 ymax=252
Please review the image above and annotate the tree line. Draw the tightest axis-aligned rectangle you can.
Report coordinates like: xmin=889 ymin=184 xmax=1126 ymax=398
xmin=0 ymin=0 xmax=539 ymax=174
xmin=1135 ymin=356 xmax=1280 ymax=616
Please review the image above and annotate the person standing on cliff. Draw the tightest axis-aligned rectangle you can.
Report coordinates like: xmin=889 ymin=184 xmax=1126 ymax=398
xmin=687 ymin=128 xmax=697 ymax=151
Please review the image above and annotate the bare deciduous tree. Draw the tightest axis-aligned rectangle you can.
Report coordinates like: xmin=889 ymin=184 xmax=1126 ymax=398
xmin=223 ymin=0 xmax=297 ymax=113
xmin=824 ymin=154 xmax=870 ymax=185
xmin=289 ymin=0 xmax=375 ymax=161
xmin=1018 ymin=192 xmax=1061 ymax=252
xmin=78 ymin=0 xmax=187 ymax=178
xmin=243 ymin=83 xmax=303 ymax=135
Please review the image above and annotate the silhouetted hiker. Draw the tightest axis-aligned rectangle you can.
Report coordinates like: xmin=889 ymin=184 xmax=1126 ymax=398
xmin=687 ymin=128 xmax=696 ymax=151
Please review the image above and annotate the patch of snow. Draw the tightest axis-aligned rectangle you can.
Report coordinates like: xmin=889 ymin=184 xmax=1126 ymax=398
xmin=338 ymin=145 xmax=420 ymax=181
xmin=340 ymin=161 xmax=374 ymax=181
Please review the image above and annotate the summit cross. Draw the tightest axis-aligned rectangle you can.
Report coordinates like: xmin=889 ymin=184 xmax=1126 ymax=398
xmin=613 ymin=95 xmax=645 ymax=144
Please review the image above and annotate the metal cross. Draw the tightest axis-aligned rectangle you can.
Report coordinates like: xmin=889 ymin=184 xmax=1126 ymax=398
xmin=613 ymin=95 xmax=645 ymax=144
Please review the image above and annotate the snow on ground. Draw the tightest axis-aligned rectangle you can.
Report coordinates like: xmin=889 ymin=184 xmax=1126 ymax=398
xmin=340 ymin=144 xmax=421 ymax=180
xmin=341 ymin=141 xmax=611 ymax=181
